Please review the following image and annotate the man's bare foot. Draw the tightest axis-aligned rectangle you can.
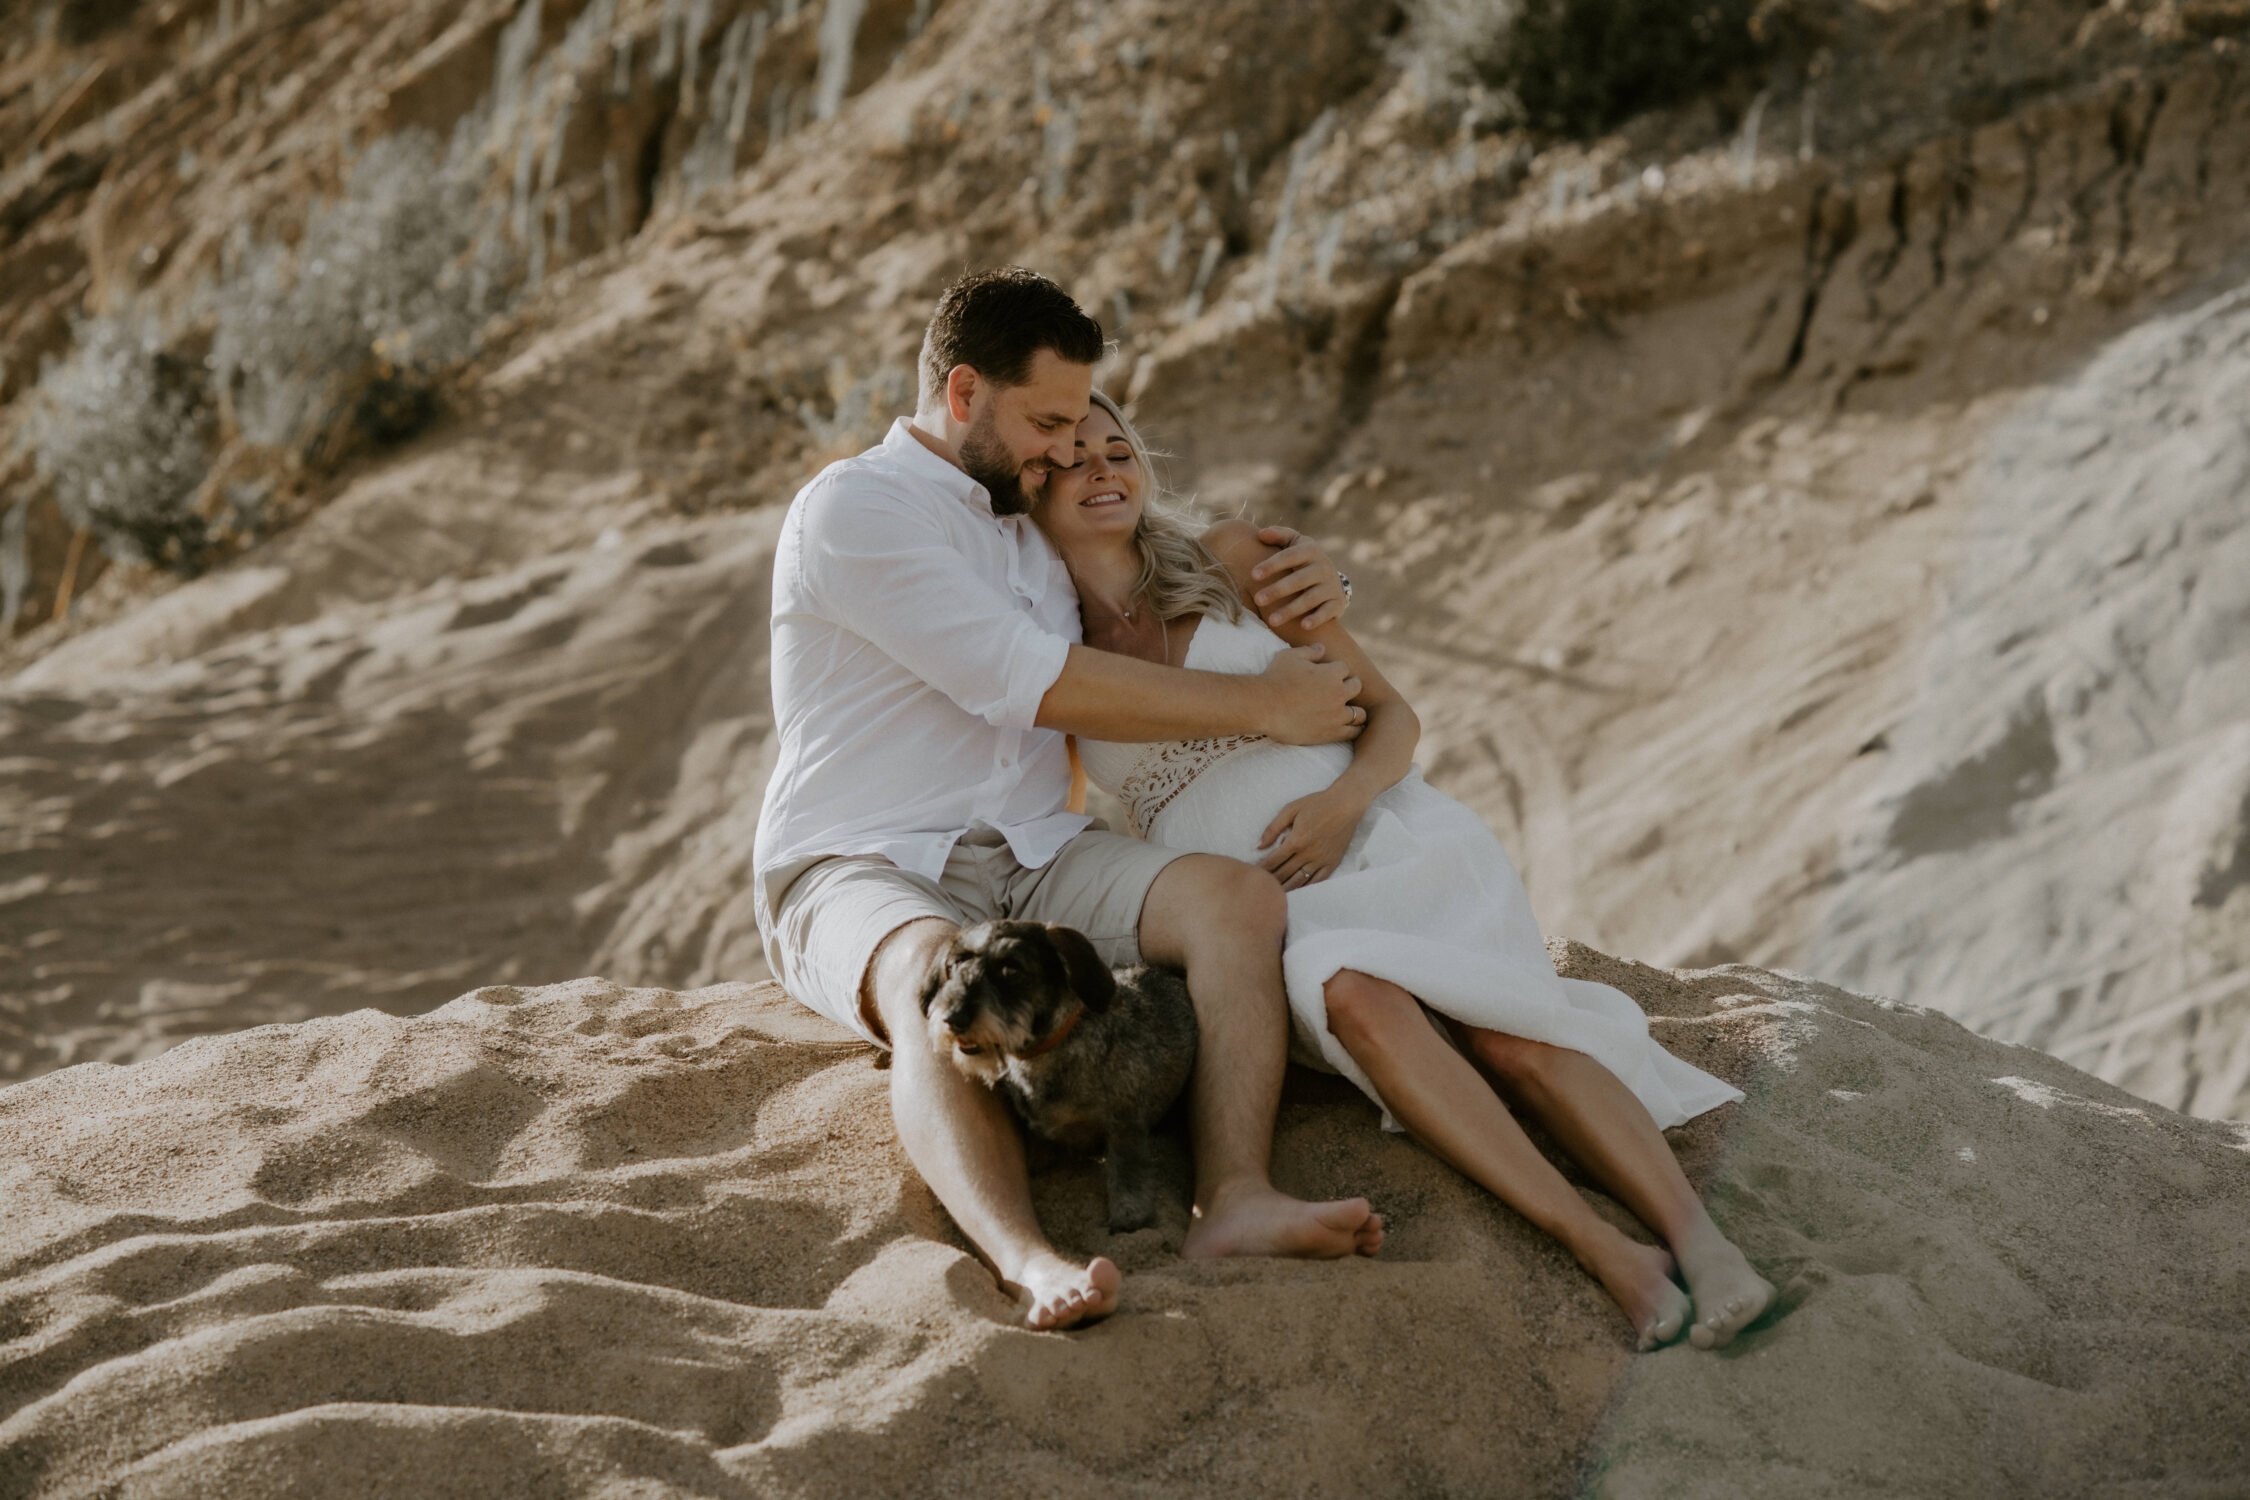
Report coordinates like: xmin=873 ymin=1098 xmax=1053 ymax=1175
xmin=1674 ymin=1221 xmax=1773 ymax=1350
xmin=1581 ymin=1234 xmax=1691 ymax=1351
xmin=1181 ymin=1184 xmax=1384 ymax=1260
xmin=1005 ymin=1251 xmax=1122 ymax=1330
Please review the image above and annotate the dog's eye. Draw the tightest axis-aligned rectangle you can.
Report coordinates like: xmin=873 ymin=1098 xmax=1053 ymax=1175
xmin=956 ymin=1042 xmax=983 ymax=1055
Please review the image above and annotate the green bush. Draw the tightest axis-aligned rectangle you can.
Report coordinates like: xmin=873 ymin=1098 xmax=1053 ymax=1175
xmin=1494 ymin=0 xmax=1766 ymax=138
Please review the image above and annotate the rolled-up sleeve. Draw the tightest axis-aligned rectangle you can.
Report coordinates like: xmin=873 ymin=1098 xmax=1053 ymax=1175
xmin=797 ymin=479 xmax=1069 ymax=729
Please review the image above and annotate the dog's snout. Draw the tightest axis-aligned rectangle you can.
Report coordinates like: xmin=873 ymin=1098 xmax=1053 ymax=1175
xmin=926 ymin=990 xmax=988 ymax=1055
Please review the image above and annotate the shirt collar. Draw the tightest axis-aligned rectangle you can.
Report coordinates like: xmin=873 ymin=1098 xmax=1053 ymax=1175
xmin=882 ymin=417 xmax=998 ymax=517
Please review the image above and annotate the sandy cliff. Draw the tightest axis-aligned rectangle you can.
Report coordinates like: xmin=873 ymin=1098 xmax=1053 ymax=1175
xmin=1814 ymin=280 xmax=2250 ymax=1122
xmin=4 ymin=0 xmax=2249 ymax=1118
xmin=3 ymin=4 xmax=2247 ymax=1494
xmin=3 ymin=948 xmax=2243 ymax=1498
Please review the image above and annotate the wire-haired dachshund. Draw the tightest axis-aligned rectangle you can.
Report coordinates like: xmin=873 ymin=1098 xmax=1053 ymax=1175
xmin=921 ymin=919 xmax=1197 ymax=1232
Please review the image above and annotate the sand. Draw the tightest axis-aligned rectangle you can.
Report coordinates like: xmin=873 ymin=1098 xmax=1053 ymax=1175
xmin=4 ymin=4 xmax=2249 ymax=1490
xmin=1811 ymin=280 xmax=2250 ymax=1120
xmin=3 ymin=944 xmax=2244 ymax=1498
xmin=10 ymin=0 xmax=2250 ymax=1120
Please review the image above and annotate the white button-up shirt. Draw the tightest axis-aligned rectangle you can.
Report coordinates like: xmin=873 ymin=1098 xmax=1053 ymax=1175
xmin=753 ymin=418 xmax=1091 ymax=918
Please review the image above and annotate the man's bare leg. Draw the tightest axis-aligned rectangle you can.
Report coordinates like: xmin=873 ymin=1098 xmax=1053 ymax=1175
xmin=1135 ymin=857 xmax=1384 ymax=1260
xmin=866 ymin=917 xmax=1119 ymax=1330
xmin=1324 ymin=971 xmax=1689 ymax=1349
xmin=1461 ymin=1027 xmax=1774 ymax=1349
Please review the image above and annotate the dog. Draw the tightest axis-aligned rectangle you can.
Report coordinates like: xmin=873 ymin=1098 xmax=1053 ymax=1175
xmin=920 ymin=920 xmax=1198 ymax=1233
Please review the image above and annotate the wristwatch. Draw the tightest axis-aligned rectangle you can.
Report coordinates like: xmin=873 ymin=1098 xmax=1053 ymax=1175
xmin=1338 ymin=571 xmax=1353 ymax=601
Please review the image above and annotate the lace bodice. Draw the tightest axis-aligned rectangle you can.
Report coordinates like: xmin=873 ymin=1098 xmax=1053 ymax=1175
xmin=1078 ymin=612 xmax=1350 ymax=840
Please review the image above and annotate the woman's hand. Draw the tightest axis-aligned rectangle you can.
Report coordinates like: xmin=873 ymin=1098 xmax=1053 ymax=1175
xmin=1258 ymin=786 xmax=1367 ymax=889
xmin=1250 ymin=526 xmax=1350 ymax=631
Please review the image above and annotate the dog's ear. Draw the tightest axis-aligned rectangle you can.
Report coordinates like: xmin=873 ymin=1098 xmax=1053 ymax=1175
xmin=1044 ymin=925 xmax=1117 ymax=1012
xmin=918 ymin=948 xmax=956 ymax=1015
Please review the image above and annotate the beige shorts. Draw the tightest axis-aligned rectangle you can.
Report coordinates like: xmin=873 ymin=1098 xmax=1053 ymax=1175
xmin=759 ymin=828 xmax=1189 ymax=1048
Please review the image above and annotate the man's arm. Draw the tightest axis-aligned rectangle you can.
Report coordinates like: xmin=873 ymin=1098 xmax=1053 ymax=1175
xmin=801 ymin=481 xmax=1068 ymax=731
xmin=1035 ymin=642 xmax=1364 ymax=745
xmin=1228 ymin=525 xmax=1351 ymax=631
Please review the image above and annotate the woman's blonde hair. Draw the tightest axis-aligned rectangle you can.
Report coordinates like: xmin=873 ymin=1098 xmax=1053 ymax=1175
xmin=1086 ymin=388 xmax=1245 ymax=624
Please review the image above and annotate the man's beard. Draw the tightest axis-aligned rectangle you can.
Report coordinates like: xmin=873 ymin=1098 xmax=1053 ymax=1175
xmin=958 ymin=408 xmax=1036 ymax=516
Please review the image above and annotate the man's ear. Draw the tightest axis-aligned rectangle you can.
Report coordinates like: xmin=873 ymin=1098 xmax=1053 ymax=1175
xmin=945 ymin=364 xmax=980 ymax=424
xmin=1045 ymin=925 xmax=1118 ymax=1012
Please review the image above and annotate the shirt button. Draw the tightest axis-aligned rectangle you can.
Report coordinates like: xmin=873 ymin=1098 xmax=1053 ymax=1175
xmin=999 ymin=756 xmax=1013 ymax=768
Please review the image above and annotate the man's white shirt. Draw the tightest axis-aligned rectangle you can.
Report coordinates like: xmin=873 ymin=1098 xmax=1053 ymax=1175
xmin=754 ymin=417 xmax=1091 ymax=918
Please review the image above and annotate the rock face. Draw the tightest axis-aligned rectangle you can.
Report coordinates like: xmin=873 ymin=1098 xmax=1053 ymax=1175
xmin=1 ymin=947 xmax=2243 ymax=1498
xmin=1813 ymin=283 xmax=2250 ymax=1121
xmin=3 ymin=0 xmax=2249 ymax=1161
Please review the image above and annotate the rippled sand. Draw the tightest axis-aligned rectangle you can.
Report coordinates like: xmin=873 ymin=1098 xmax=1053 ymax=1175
xmin=3 ymin=945 xmax=2243 ymax=1497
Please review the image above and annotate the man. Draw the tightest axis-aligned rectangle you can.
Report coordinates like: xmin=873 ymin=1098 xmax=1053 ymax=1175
xmin=754 ymin=267 xmax=1382 ymax=1330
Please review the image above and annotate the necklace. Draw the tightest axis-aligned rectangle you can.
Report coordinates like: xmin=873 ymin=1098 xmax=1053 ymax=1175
xmin=1081 ymin=587 xmax=1172 ymax=666
xmin=1082 ymin=593 xmax=1143 ymax=624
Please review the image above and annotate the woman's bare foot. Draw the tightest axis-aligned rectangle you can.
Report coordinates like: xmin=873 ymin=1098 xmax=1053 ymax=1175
xmin=1673 ymin=1220 xmax=1773 ymax=1349
xmin=1182 ymin=1184 xmax=1384 ymax=1260
xmin=1005 ymin=1251 xmax=1122 ymax=1330
xmin=1581 ymin=1232 xmax=1691 ymax=1351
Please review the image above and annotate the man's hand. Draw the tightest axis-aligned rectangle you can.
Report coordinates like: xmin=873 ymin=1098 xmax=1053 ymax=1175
xmin=1250 ymin=526 xmax=1350 ymax=632
xmin=1258 ymin=643 xmax=1366 ymax=745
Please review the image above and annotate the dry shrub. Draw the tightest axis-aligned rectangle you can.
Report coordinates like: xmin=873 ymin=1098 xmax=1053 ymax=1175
xmin=1398 ymin=0 xmax=1518 ymax=97
xmin=13 ymin=125 xmax=520 ymax=578
xmin=1496 ymin=0 xmax=1767 ymax=137
xmin=15 ymin=312 xmax=215 ymax=573
xmin=211 ymin=127 xmax=516 ymax=461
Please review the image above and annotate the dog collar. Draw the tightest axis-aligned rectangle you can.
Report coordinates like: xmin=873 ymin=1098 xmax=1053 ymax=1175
xmin=1012 ymin=1001 xmax=1085 ymax=1061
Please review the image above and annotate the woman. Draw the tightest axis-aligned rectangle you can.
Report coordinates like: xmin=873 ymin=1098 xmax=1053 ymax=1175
xmin=1034 ymin=391 xmax=1775 ymax=1351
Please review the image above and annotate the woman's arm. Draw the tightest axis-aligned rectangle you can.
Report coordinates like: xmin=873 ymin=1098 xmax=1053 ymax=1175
xmin=1066 ymin=735 xmax=1089 ymax=816
xmin=1204 ymin=521 xmax=1420 ymax=885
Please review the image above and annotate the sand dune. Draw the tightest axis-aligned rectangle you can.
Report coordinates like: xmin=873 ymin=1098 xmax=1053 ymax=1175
xmin=0 ymin=506 xmax=782 ymax=1080
xmin=3 ymin=946 xmax=2243 ymax=1497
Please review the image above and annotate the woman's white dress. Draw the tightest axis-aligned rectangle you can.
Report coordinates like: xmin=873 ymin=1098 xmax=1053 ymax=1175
xmin=1077 ymin=610 xmax=1741 ymax=1132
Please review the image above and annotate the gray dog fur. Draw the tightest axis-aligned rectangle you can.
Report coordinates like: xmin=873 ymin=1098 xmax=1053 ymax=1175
xmin=920 ymin=919 xmax=1198 ymax=1232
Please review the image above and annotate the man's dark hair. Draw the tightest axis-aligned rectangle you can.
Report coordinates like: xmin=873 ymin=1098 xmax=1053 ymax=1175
xmin=918 ymin=267 xmax=1105 ymax=410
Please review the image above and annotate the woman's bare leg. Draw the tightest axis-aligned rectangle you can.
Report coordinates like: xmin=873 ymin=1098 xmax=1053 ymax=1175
xmin=1322 ymin=971 xmax=1690 ymax=1349
xmin=1456 ymin=1025 xmax=1773 ymax=1349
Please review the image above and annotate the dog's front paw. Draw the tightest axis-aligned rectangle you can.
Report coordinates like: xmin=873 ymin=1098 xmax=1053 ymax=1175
xmin=1105 ymin=1189 xmax=1159 ymax=1235
xmin=1102 ymin=1128 xmax=1167 ymax=1234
